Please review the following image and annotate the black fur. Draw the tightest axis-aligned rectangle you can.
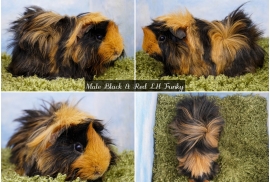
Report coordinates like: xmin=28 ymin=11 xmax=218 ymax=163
xmin=7 ymin=6 xmax=124 ymax=80
xmin=170 ymin=96 xmax=224 ymax=182
xmin=144 ymin=4 xmax=265 ymax=77
xmin=147 ymin=21 xmax=190 ymax=75
xmin=7 ymin=100 xmax=116 ymax=181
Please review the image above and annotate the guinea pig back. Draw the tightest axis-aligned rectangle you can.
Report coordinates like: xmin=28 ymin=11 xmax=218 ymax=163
xmin=7 ymin=100 xmax=116 ymax=181
xmin=169 ymin=96 xmax=224 ymax=182
xmin=7 ymin=6 xmax=124 ymax=80
xmin=142 ymin=4 xmax=265 ymax=77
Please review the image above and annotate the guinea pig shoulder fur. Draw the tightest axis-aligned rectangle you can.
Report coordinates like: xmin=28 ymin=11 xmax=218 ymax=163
xmin=142 ymin=3 xmax=265 ymax=77
xmin=169 ymin=95 xmax=224 ymax=182
xmin=7 ymin=6 xmax=125 ymax=80
xmin=7 ymin=100 xmax=116 ymax=181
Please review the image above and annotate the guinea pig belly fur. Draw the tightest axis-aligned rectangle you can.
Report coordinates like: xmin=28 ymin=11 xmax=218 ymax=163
xmin=142 ymin=4 xmax=265 ymax=77
xmin=6 ymin=100 xmax=116 ymax=181
xmin=7 ymin=6 xmax=124 ymax=80
xmin=169 ymin=96 xmax=224 ymax=182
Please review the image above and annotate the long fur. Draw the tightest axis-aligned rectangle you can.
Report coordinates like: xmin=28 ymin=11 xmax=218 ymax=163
xmin=7 ymin=100 xmax=116 ymax=181
xmin=169 ymin=96 xmax=224 ymax=182
xmin=142 ymin=4 xmax=265 ymax=77
xmin=7 ymin=6 xmax=124 ymax=80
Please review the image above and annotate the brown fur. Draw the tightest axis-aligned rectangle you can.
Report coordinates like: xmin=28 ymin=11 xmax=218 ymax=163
xmin=208 ymin=20 xmax=251 ymax=74
xmin=170 ymin=96 xmax=224 ymax=181
xmin=8 ymin=6 xmax=124 ymax=79
xmin=142 ymin=5 xmax=265 ymax=77
xmin=7 ymin=100 xmax=116 ymax=181
xmin=97 ymin=21 xmax=124 ymax=64
xmin=142 ymin=27 xmax=162 ymax=55
xmin=27 ymin=103 xmax=94 ymax=151
xmin=71 ymin=122 xmax=111 ymax=180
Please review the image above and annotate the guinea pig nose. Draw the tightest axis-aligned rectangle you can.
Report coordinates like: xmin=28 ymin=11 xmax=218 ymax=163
xmin=94 ymin=170 xmax=101 ymax=175
xmin=114 ymin=50 xmax=119 ymax=56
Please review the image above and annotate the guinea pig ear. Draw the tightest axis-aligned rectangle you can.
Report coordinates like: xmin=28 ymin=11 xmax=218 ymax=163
xmin=48 ymin=128 xmax=66 ymax=146
xmin=77 ymin=24 xmax=94 ymax=38
xmin=92 ymin=119 xmax=104 ymax=132
xmin=170 ymin=28 xmax=186 ymax=39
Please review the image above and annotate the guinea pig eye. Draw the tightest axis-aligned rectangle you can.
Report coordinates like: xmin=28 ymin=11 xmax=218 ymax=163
xmin=74 ymin=142 xmax=84 ymax=153
xmin=96 ymin=34 xmax=103 ymax=41
xmin=158 ymin=35 xmax=166 ymax=42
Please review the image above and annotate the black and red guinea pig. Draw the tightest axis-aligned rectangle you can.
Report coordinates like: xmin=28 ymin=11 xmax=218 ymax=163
xmin=169 ymin=95 xmax=224 ymax=182
xmin=6 ymin=100 xmax=116 ymax=181
xmin=142 ymin=3 xmax=265 ymax=77
xmin=7 ymin=6 xmax=125 ymax=80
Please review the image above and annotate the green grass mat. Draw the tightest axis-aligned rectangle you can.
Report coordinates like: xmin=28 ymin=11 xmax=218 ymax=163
xmin=1 ymin=148 xmax=134 ymax=182
xmin=1 ymin=54 xmax=134 ymax=91
xmin=136 ymin=38 xmax=269 ymax=91
xmin=153 ymin=94 xmax=268 ymax=182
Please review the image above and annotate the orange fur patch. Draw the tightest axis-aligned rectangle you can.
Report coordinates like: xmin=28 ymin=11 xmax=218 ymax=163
xmin=178 ymin=150 xmax=219 ymax=178
xmin=71 ymin=122 xmax=111 ymax=180
xmin=143 ymin=11 xmax=211 ymax=76
xmin=154 ymin=10 xmax=202 ymax=53
xmin=142 ymin=27 xmax=162 ymax=55
xmin=66 ymin=12 xmax=108 ymax=49
xmin=64 ymin=12 xmax=110 ymax=66
xmin=27 ymin=103 xmax=94 ymax=152
xmin=172 ymin=107 xmax=222 ymax=149
xmin=155 ymin=9 xmax=194 ymax=31
xmin=97 ymin=21 xmax=124 ymax=63
xmin=208 ymin=20 xmax=250 ymax=74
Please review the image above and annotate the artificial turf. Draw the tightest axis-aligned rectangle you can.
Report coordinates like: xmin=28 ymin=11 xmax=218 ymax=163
xmin=1 ymin=148 xmax=134 ymax=182
xmin=153 ymin=94 xmax=268 ymax=182
xmin=1 ymin=54 xmax=134 ymax=91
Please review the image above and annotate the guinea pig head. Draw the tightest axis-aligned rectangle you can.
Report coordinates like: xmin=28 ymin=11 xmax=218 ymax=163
xmin=142 ymin=10 xmax=204 ymax=75
xmin=71 ymin=121 xmax=112 ymax=180
xmin=35 ymin=120 xmax=113 ymax=180
xmin=67 ymin=12 xmax=124 ymax=75
xmin=19 ymin=102 xmax=115 ymax=181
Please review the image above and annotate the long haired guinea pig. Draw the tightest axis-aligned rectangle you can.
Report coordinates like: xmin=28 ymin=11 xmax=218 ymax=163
xmin=6 ymin=100 xmax=116 ymax=181
xmin=169 ymin=96 xmax=224 ymax=182
xmin=7 ymin=6 xmax=124 ymax=80
xmin=142 ymin=4 xmax=265 ymax=77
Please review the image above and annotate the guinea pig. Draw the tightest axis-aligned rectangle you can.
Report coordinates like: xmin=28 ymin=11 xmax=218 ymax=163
xmin=6 ymin=100 xmax=116 ymax=181
xmin=169 ymin=95 xmax=224 ymax=182
xmin=142 ymin=4 xmax=265 ymax=77
xmin=7 ymin=6 xmax=125 ymax=80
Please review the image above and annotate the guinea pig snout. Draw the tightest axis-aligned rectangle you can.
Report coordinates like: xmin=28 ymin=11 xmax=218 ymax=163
xmin=97 ymin=21 xmax=124 ymax=63
xmin=112 ymin=49 xmax=123 ymax=60
xmin=91 ymin=165 xmax=105 ymax=178
xmin=93 ymin=168 xmax=102 ymax=175
xmin=142 ymin=27 xmax=162 ymax=56
xmin=71 ymin=123 xmax=112 ymax=180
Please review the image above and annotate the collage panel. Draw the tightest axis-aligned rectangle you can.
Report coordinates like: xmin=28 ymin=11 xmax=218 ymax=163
xmin=136 ymin=0 xmax=268 ymax=91
xmin=135 ymin=92 xmax=269 ymax=182
xmin=1 ymin=0 xmax=134 ymax=92
xmin=1 ymin=92 xmax=134 ymax=181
